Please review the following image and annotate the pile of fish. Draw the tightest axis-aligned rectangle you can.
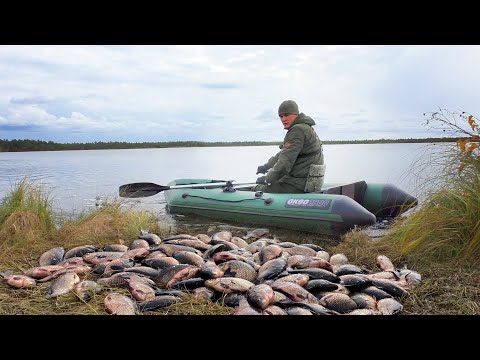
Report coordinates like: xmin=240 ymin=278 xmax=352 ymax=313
xmin=0 ymin=228 xmax=421 ymax=315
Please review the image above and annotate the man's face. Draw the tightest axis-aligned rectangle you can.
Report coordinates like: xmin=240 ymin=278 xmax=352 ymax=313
xmin=279 ymin=113 xmax=297 ymax=129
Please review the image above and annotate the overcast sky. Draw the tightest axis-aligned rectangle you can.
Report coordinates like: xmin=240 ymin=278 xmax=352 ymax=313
xmin=0 ymin=45 xmax=478 ymax=143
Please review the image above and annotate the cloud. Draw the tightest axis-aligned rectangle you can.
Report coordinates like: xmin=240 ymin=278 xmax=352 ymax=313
xmin=0 ymin=45 xmax=479 ymax=142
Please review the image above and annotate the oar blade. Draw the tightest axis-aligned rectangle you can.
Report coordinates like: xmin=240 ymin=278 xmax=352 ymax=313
xmin=119 ymin=182 xmax=169 ymax=198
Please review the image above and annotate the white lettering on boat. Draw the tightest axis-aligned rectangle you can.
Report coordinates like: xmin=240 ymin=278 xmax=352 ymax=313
xmin=285 ymin=198 xmax=331 ymax=209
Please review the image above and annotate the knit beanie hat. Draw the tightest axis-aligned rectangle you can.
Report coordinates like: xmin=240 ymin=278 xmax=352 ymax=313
xmin=278 ymin=100 xmax=299 ymax=115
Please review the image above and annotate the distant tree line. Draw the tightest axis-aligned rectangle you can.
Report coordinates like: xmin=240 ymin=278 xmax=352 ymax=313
xmin=0 ymin=137 xmax=459 ymax=152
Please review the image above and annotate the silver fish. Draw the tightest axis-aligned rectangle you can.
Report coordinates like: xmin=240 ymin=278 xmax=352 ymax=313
xmin=45 ymin=272 xmax=80 ymax=298
xmin=377 ymin=298 xmax=403 ymax=315
xmin=39 ymin=247 xmax=65 ymax=266
xmin=319 ymin=293 xmax=357 ymax=313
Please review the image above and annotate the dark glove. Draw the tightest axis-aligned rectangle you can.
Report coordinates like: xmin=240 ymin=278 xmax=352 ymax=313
xmin=256 ymin=165 xmax=267 ymax=175
xmin=256 ymin=176 xmax=267 ymax=185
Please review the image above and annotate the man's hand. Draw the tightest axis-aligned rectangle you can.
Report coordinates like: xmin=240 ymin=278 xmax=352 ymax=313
xmin=256 ymin=176 xmax=267 ymax=185
xmin=256 ymin=165 xmax=267 ymax=175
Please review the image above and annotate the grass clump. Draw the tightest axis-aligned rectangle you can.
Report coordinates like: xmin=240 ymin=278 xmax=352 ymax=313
xmin=0 ymin=178 xmax=55 ymax=241
xmin=385 ymin=149 xmax=480 ymax=265
xmin=54 ymin=200 xmax=163 ymax=251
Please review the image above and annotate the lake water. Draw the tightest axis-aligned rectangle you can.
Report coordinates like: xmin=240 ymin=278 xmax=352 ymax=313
xmin=0 ymin=143 xmax=449 ymax=219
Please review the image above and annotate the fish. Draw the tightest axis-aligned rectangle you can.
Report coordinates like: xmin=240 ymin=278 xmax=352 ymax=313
xmin=169 ymin=277 xmax=205 ymax=291
xmin=346 ymin=309 xmax=379 ymax=315
xmin=350 ymin=293 xmax=378 ymax=310
xmin=39 ymin=247 xmax=65 ymax=266
xmin=221 ymin=293 xmax=245 ymax=307
xmin=0 ymin=271 xmax=36 ymax=289
xmin=271 ymin=274 xmax=310 ymax=287
xmin=218 ymin=260 xmax=257 ymax=282
xmin=97 ymin=272 xmax=155 ymax=288
xmin=205 ymin=277 xmax=255 ymax=294
xmin=304 ymin=279 xmax=339 ymax=292
xmin=154 ymin=264 xmax=199 ymax=288
xmin=129 ymin=239 xmax=150 ymax=249
xmin=195 ymin=234 xmax=211 ymax=243
xmin=334 ymin=264 xmax=364 ymax=276
xmin=143 ymin=257 xmax=180 ymax=270
xmin=243 ymin=228 xmax=270 ymax=240
xmin=139 ymin=229 xmax=162 ymax=245
xmin=45 ymin=272 xmax=80 ymax=299
xmin=263 ymin=305 xmax=288 ymax=315
xmin=64 ymin=245 xmax=98 ymax=259
xmin=376 ymin=255 xmax=396 ymax=272
xmin=83 ymin=251 xmax=124 ymax=264
xmin=101 ymin=258 xmax=135 ymax=277
xmin=163 ymin=239 xmax=210 ymax=251
xmin=212 ymin=231 xmax=233 ymax=242
xmin=377 ymin=298 xmax=403 ymax=315
xmin=24 ymin=265 xmax=64 ymax=279
xmin=259 ymin=245 xmax=284 ymax=264
xmin=329 ymin=253 xmax=349 ymax=267
xmin=173 ymin=251 xmax=205 ymax=267
xmin=199 ymin=261 xmax=225 ymax=279
xmin=123 ymin=266 xmax=160 ymax=279
xmin=233 ymin=298 xmax=261 ymax=315
xmin=339 ymin=274 xmax=372 ymax=291
xmin=229 ymin=237 xmax=249 ymax=249
xmin=318 ymin=293 xmax=357 ymax=313
xmin=257 ymin=258 xmax=287 ymax=282
xmin=370 ymin=278 xmax=409 ymax=298
xmin=284 ymin=246 xmax=317 ymax=257
xmin=247 ymin=284 xmax=275 ymax=310
xmin=73 ymin=280 xmax=102 ymax=301
xmin=103 ymin=244 xmax=129 ymax=252
xmin=287 ymin=268 xmax=340 ymax=283
xmin=120 ymin=248 xmax=150 ymax=260
xmin=128 ymin=281 xmax=156 ymax=302
xmin=104 ymin=292 xmax=137 ymax=315
xmin=287 ymin=307 xmax=314 ymax=315
xmin=192 ymin=287 xmax=216 ymax=301
xmin=137 ymin=295 xmax=181 ymax=312
xmin=37 ymin=265 xmax=92 ymax=282
xmin=58 ymin=257 xmax=89 ymax=267
xmin=271 ymin=281 xmax=319 ymax=304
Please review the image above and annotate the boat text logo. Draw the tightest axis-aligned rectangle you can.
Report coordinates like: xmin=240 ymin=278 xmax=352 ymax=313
xmin=285 ymin=198 xmax=331 ymax=209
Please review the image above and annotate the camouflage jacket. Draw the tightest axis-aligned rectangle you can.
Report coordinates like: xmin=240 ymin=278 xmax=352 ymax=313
xmin=264 ymin=113 xmax=324 ymax=191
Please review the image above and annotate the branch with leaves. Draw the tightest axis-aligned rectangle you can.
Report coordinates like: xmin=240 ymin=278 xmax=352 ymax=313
xmin=423 ymin=109 xmax=479 ymax=155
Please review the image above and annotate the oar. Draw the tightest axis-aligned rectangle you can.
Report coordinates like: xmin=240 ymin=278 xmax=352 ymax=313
xmin=119 ymin=180 xmax=256 ymax=198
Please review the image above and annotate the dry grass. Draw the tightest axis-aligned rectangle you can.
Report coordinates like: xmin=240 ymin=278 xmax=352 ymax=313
xmin=1 ymin=171 xmax=480 ymax=315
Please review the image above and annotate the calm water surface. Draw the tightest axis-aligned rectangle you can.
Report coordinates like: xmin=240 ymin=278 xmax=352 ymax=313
xmin=0 ymin=143 xmax=448 ymax=218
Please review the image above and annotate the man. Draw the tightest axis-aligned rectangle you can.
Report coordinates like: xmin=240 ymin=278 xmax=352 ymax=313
xmin=253 ymin=100 xmax=325 ymax=193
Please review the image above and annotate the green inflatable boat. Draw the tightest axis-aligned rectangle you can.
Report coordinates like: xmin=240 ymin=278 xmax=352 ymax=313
xmin=161 ymin=178 xmax=418 ymax=235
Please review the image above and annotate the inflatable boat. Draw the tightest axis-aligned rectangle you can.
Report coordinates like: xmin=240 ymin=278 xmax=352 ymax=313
xmin=161 ymin=178 xmax=418 ymax=235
